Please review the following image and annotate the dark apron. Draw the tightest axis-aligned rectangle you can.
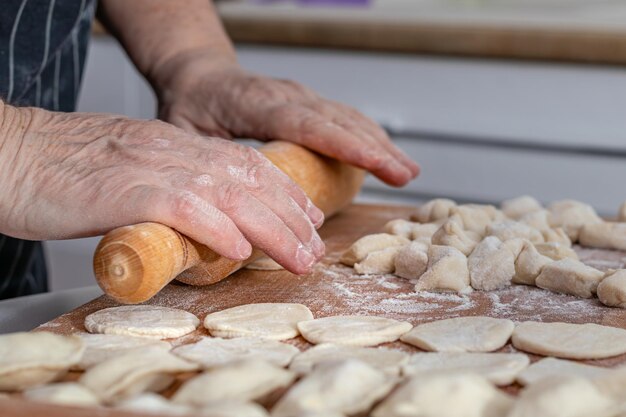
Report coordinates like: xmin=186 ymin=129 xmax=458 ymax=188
xmin=0 ymin=0 xmax=96 ymax=299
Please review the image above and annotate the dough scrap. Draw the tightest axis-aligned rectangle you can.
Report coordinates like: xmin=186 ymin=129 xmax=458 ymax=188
xmin=579 ymin=222 xmax=626 ymax=251
xmin=115 ymin=393 xmax=194 ymax=415
xmin=393 ymin=241 xmax=429 ymax=280
xmin=172 ymin=359 xmax=295 ymax=407
xmin=468 ymin=236 xmax=516 ymax=291
xmin=354 ymin=246 xmax=402 ymax=275
xmin=534 ymin=242 xmax=578 ymax=260
xmin=548 ymin=199 xmax=602 ymax=242
xmin=246 ymin=256 xmax=284 ymax=271
xmin=486 ymin=220 xmax=544 ymax=244
xmin=172 ymin=336 xmax=299 ymax=369
xmin=297 ymin=315 xmax=412 ymax=347
xmin=203 ymin=303 xmax=313 ymax=341
xmin=400 ymin=316 xmax=514 ymax=353
xmin=75 ymin=333 xmax=171 ymax=370
xmin=512 ymin=321 xmax=626 ymax=359
xmin=340 ymin=234 xmax=409 ymax=266
xmin=513 ymin=241 xmax=552 ymax=285
xmin=372 ymin=372 xmax=513 ymax=417
xmin=401 ymin=352 xmax=530 ymax=386
xmin=23 ymin=382 xmax=100 ymax=406
xmin=84 ymin=305 xmax=199 ymax=339
xmin=415 ymin=245 xmax=472 ymax=294
xmin=289 ymin=343 xmax=409 ymax=376
xmin=200 ymin=401 xmax=270 ymax=417
xmin=449 ymin=204 xmax=504 ymax=235
xmin=79 ymin=346 xmax=198 ymax=403
xmin=597 ymin=269 xmax=626 ymax=308
xmin=516 ymin=357 xmax=614 ymax=386
xmin=0 ymin=332 xmax=84 ymax=391
xmin=535 ymin=258 xmax=604 ymax=298
xmin=431 ymin=218 xmax=480 ymax=255
xmin=501 ymin=195 xmax=543 ymax=220
xmin=271 ymin=359 xmax=395 ymax=417
xmin=410 ymin=198 xmax=457 ymax=223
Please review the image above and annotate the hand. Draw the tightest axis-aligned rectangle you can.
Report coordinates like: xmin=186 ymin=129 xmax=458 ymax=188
xmin=156 ymin=58 xmax=420 ymax=186
xmin=0 ymin=104 xmax=325 ymax=274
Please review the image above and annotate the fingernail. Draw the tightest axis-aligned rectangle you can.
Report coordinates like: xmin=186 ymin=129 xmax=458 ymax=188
xmin=311 ymin=235 xmax=326 ymax=258
xmin=296 ymin=247 xmax=316 ymax=270
xmin=306 ymin=200 xmax=325 ymax=228
xmin=236 ymin=237 xmax=252 ymax=259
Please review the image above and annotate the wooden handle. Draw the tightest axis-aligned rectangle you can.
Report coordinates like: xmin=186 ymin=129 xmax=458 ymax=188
xmin=93 ymin=141 xmax=364 ymax=304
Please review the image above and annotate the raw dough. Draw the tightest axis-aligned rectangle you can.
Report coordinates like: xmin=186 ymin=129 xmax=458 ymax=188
xmin=597 ymin=269 xmax=626 ymax=308
xmin=449 ymin=204 xmax=504 ymax=235
xmin=534 ymin=242 xmax=578 ymax=260
xmin=541 ymin=227 xmax=572 ymax=245
xmin=401 ymin=352 xmax=530 ymax=386
xmin=548 ymin=200 xmax=602 ymax=241
xmin=468 ymin=236 xmax=516 ymax=291
xmin=383 ymin=219 xmax=418 ymax=239
xmin=289 ymin=343 xmax=409 ymax=376
xmin=246 ymin=256 xmax=284 ymax=271
xmin=415 ymin=245 xmax=472 ymax=294
xmin=579 ymin=222 xmax=626 ymax=251
xmin=512 ymin=321 xmax=626 ymax=359
xmin=593 ymin=366 xmax=626 ymax=403
xmin=501 ymin=195 xmax=543 ymax=220
xmin=513 ymin=241 xmax=552 ymax=285
xmin=393 ymin=241 xmax=429 ymax=280
xmin=340 ymin=234 xmax=409 ymax=266
xmin=410 ymin=198 xmax=456 ymax=223
xmin=115 ymin=393 xmax=194 ymax=415
xmin=354 ymin=246 xmax=402 ymax=275
xmin=535 ymin=258 xmax=604 ymax=298
xmin=23 ymin=382 xmax=100 ymax=406
xmin=0 ymin=332 xmax=84 ymax=391
xmin=516 ymin=357 xmax=614 ymax=386
xmin=508 ymin=376 xmax=615 ymax=417
xmin=372 ymin=373 xmax=513 ymax=417
xmin=410 ymin=223 xmax=441 ymax=242
xmin=519 ymin=209 xmax=552 ymax=231
xmin=172 ymin=359 xmax=295 ymax=407
xmin=486 ymin=220 xmax=544 ymax=244
xmin=79 ymin=346 xmax=198 ymax=403
xmin=271 ymin=359 xmax=395 ymax=417
xmin=431 ymin=218 xmax=480 ymax=255
xmin=400 ymin=316 xmax=514 ymax=352
xmin=297 ymin=315 xmax=412 ymax=347
xmin=172 ymin=336 xmax=299 ymax=368
xmin=84 ymin=305 xmax=200 ymax=339
xmin=75 ymin=333 xmax=171 ymax=370
xmin=203 ymin=303 xmax=313 ymax=341
xmin=200 ymin=401 xmax=270 ymax=417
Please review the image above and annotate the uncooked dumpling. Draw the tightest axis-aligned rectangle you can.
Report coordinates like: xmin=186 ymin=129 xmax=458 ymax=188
xmin=415 ymin=245 xmax=472 ymax=294
xmin=516 ymin=357 xmax=614 ymax=386
xmin=513 ymin=241 xmax=552 ymax=285
xmin=535 ymin=258 xmax=604 ymax=298
xmin=0 ymin=332 xmax=84 ymax=391
xmin=383 ymin=219 xmax=419 ymax=239
xmin=75 ymin=333 xmax=171 ymax=370
xmin=354 ymin=246 xmax=402 ymax=275
xmin=501 ymin=195 xmax=543 ymax=220
xmin=449 ymin=204 xmax=503 ymax=235
xmin=410 ymin=223 xmax=441 ymax=242
xmin=400 ymin=316 xmax=514 ymax=352
xmin=534 ymin=242 xmax=578 ymax=260
xmin=297 ymin=315 xmax=412 ymax=347
xmin=548 ymin=200 xmax=602 ymax=241
xmin=340 ymin=234 xmax=409 ymax=266
xmin=393 ymin=241 xmax=428 ymax=280
xmin=115 ymin=393 xmax=194 ymax=415
xmin=486 ymin=220 xmax=544 ymax=244
xmin=541 ymin=227 xmax=572 ymax=245
xmin=23 ymin=382 xmax=100 ymax=406
xmin=468 ymin=236 xmax=516 ymax=291
xmin=431 ymin=218 xmax=480 ymax=255
xmin=200 ymin=401 xmax=270 ymax=417
xmin=512 ymin=321 xmax=626 ymax=359
xmin=203 ymin=303 xmax=313 ymax=341
xmin=411 ymin=198 xmax=456 ymax=223
xmin=597 ymin=269 xmax=626 ymax=308
xmin=246 ymin=256 xmax=284 ymax=271
xmin=579 ymin=222 xmax=626 ymax=251
xmin=172 ymin=336 xmax=299 ymax=368
xmin=84 ymin=305 xmax=200 ymax=339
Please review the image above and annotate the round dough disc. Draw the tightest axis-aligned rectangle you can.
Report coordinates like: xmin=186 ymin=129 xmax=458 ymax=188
xmin=84 ymin=306 xmax=200 ymax=339
xmin=203 ymin=303 xmax=313 ymax=341
xmin=297 ymin=315 xmax=412 ymax=347
xmin=400 ymin=316 xmax=514 ymax=352
xmin=512 ymin=321 xmax=626 ymax=359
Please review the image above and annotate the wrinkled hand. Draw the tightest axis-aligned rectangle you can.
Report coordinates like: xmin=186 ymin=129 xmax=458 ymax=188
xmin=157 ymin=60 xmax=419 ymax=186
xmin=0 ymin=105 xmax=324 ymax=274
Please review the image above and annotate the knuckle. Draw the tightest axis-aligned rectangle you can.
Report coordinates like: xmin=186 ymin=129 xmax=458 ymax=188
xmin=168 ymin=191 xmax=200 ymax=221
xmin=216 ymin=183 xmax=248 ymax=213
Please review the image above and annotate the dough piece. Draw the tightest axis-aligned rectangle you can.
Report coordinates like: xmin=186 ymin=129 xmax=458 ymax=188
xmin=0 ymin=332 xmax=84 ymax=391
xmin=203 ymin=303 xmax=313 ymax=341
xmin=76 ymin=333 xmax=171 ymax=370
xmin=410 ymin=223 xmax=441 ymax=242
xmin=400 ymin=316 xmax=514 ymax=352
xmin=23 ymin=382 xmax=100 ymax=406
xmin=619 ymin=202 xmax=626 ymax=222
xmin=541 ymin=227 xmax=572 ymax=246
xmin=200 ymin=401 xmax=270 ymax=417
xmin=415 ymin=245 xmax=472 ymax=294
xmin=354 ymin=246 xmax=402 ymax=275
xmin=512 ymin=321 xmax=626 ymax=359
xmin=535 ymin=258 xmax=604 ymax=298
xmin=579 ymin=222 xmax=626 ymax=251
xmin=519 ymin=209 xmax=552 ymax=231
xmin=508 ymin=376 xmax=615 ymax=417
xmin=340 ymin=234 xmax=410 ymax=266
xmin=289 ymin=343 xmax=409 ymax=376
xmin=372 ymin=373 xmax=513 ymax=417
xmin=468 ymin=236 xmax=516 ymax=291
xmin=593 ymin=366 xmax=626 ymax=403
xmin=513 ymin=241 xmax=552 ymax=285
xmin=486 ymin=220 xmax=544 ymax=244
xmin=172 ymin=336 xmax=299 ymax=369
xmin=383 ymin=219 xmax=418 ymax=239
xmin=116 ymin=393 xmax=194 ymax=415
xmin=297 ymin=315 xmax=412 ymax=347
xmin=501 ymin=195 xmax=543 ymax=220
xmin=516 ymin=357 xmax=614 ymax=386
xmin=410 ymin=198 xmax=457 ymax=223
xmin=401 ymin=352 xmax=530 ymax=386
xmin=84 ymin=305 xmax=200 ymax=339
xmin=271 ymin=359 xmax=395 ymax=417
xmin=172 ymin=359 xmax=296 ymax=407
xmin=449 ymin=204 xmax=504 ymax=235
xmin=548 ymin=199 xmax=602 ymax=242
xmin=534 ymin=242 xmax=578 ymax=260
xmin=393 ymin=241 xmax=429 ymax=280
xmin=79 ymin=346 xmax=198 ymax=403
xmin=431 ymin=218 xmax=480 ymax=255
xmin=246 ymin=256 xmax=284 ymax=271
xmin=597 ymin=270 xmax=626 ymax=308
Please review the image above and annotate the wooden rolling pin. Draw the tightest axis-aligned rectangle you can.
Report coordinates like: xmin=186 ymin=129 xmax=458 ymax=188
xmin=93 ymin=141 xmax=364 ymax=304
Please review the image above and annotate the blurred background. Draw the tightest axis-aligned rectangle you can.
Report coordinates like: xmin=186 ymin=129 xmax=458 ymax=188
xmin=48 ymin=0 xmax=626 ymax=290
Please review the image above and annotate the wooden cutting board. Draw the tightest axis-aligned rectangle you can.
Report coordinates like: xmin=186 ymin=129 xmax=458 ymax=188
xmin=2 ymin=203 xmax=626 ymax=416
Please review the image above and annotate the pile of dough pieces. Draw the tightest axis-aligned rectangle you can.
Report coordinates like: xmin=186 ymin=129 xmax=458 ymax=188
xmin=2 ymin=303 xmax=626 ymax=417
xmin=341 ymin=196 xmax=626 ymax=308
